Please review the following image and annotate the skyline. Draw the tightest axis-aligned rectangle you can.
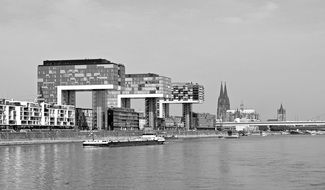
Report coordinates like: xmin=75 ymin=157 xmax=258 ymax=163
xmin=1 ymin=0 xmax=325 ymax=120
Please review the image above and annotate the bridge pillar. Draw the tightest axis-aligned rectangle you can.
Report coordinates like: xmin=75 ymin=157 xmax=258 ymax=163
xmin=92 ymin=90 xmax=108 ymax=130
xmin=61 ymin=90 xmax=76 ymax=106
xmin=162 ymin=103 xmax=169 ymax=118
xmin=183 ymin=103 xmax=192 ymax=130
xmin=145 ymin=98 xmax=157 ymax=129
xmin=121 ymin=98 xmax=131 ymax=108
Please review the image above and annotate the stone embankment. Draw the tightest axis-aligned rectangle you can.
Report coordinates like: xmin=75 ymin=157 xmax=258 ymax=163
xmin=0 ymin=130 xmax=219 ymax=146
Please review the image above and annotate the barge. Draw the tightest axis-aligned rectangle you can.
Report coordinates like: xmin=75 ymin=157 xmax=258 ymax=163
xmin=83 ymin=134 xmax=165 ymax=147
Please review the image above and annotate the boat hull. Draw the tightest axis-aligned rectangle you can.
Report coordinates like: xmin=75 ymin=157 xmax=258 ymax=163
xmin=224 ymin=135 xmax=240 ymax=139
xmin=83 ymin=139 xmax=164 ymax=147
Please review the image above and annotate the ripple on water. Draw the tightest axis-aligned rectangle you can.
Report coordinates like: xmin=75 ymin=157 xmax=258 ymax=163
xmin=0 ymin=137 xmax=325 ymax=190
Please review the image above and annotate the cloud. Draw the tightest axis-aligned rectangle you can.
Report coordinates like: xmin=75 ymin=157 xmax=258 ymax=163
xmin=217 ymin=1 xmax=279 ymax=24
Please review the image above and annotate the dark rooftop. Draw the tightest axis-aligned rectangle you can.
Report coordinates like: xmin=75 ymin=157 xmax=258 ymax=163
xmin=40 ymin=59 xmax=123 ymax=66
xmin=126 ymin=73 xmax=159 ymax=78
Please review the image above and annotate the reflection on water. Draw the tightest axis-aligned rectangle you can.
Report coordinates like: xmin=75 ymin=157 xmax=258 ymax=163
xmin=0 ymin=136 xmax=325 ymax=190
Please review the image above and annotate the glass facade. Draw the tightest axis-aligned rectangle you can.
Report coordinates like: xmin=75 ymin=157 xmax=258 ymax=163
xmin=37 ymin=59 xmax=125 ymax=130
xmin=37 ymin=59 xmax=125 ymax=104
xmin=123 ymin=73 xmax=172 ymax=96
xmin=107 ymin=107 xmax=139 ymax=130
xmin=170 ymin=82 xmax=204 ymax=102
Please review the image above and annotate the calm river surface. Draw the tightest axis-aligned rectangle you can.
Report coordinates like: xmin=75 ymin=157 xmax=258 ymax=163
xmin=1 ymin=136 xmax=325 ymax=190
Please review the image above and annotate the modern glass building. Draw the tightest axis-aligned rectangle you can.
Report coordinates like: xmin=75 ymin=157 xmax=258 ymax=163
xmin=123 ymin=73 xmax=171 ymax=95
xmin=37 ymin=59 xmax=205 ymax=130
xmin=170 ymin=82 xmax=204 ymax=103
xmin=120 ymin=73 xmax=172 ymax=129
xmin=159 ymin=82 xmax=205 ymax=130
xmin=38 ymin=59 xmax=125 ymax=130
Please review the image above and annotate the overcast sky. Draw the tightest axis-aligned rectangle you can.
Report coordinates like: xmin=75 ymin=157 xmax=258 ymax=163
xmin=1 ymin=0 xmax=325 ymax=120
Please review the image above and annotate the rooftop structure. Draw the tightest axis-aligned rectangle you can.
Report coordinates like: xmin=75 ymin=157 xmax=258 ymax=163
xmin=42 ymin=59 xmax=122 ymax=67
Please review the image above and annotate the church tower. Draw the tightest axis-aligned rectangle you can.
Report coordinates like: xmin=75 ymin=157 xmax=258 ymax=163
xmin=277 ymin=104 xmax=286 ymax=121
xmin=217 ymin=82 xmax=230 ymax=121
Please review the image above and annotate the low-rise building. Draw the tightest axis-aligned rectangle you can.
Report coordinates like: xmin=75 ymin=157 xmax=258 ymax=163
xmin=193 ymin=113 xmax=216 ymax=130
xmin=107 ymin=107 xmax=139 ymax=130
xmin=0 ymin=98 xmax=75 ymax=130
xmin=160 ymin=116 xmax=184 ymax=130
xmin=226 ymin=103 xmax=260 ymax=122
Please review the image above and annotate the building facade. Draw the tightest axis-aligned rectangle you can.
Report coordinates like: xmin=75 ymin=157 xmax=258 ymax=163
xmin=107 ymin=107 xmax=139 ymax=130
xmin=38 ymin=59 xmax=125 ymax=130
xmin=122 ymin=73 xmax=172 ymax=129
xmin=192 ymin=113 xmax=216 ymax=130
xmin=226 ymin=103 xmax=260 ymax=122
xmin=161 ymin=116 xmax=184 ymax=129
xmin=217 ymin=82 xmax=230 ymax=121
xmin=160 ymin=82 xmax=205 ymax=130
xmin=170 ymin=82 xmax=204 ymax=102
xmin=0 ymin=98 xmax=75 ymax=130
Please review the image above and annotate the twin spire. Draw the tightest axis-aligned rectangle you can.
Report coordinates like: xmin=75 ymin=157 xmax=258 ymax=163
xmin=219 ymin=82 xmax=228 ymax=99
xmin=217 ymin=81 xmax=230 ymax=120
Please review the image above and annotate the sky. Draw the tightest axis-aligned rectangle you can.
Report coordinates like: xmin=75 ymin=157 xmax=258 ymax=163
xmin=0 ymin=0 xmax=325 ymax=121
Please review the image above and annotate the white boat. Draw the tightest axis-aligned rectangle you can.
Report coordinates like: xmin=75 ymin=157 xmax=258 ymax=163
xmin=261 ymin=132 xmax=268 ymax=137
xmin=83 ymin=134 xmax=165 ymax=147
xmin=223 ymin=130 xmax=240 ymax=139
xmin=224 ymin=134 xmax=240 ymax=139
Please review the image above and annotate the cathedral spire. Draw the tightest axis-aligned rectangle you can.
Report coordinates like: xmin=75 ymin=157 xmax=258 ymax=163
xmin=219 ymin=82 xmax=224 ymax=98
xmin=224 ymin=82 xmax=228 ymax=98
xmin=224 ymin=82 xmax=230 ymax=110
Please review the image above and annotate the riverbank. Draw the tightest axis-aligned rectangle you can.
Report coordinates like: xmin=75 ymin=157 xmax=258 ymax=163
xmin=1 ymin=130 xmax=323 ymax=146
xmin=0 ymin=139 xmax=83 ymax=146
xmin=0 ymin=135 xmax=220 ymax=146
xmin=0 ymin=130 xmax=221 ymax=146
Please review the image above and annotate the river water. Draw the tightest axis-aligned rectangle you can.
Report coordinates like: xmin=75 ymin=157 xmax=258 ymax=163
xmin=0 ymin=136 xmax=325 ymax=190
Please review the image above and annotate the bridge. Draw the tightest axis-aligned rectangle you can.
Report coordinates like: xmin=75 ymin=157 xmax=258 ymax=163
xmin=216 ymin=121 xmax=325 ymax=130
